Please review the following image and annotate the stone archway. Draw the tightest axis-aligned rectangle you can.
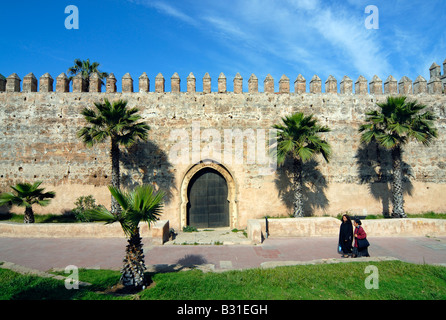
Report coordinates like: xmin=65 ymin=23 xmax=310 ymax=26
xmin=180 ymin=160 xmax=237 ymax=229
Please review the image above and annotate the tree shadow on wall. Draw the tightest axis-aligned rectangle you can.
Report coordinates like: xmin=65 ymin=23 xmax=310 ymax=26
xmin=355 ymin=142 xmax=413 ymax=217
xmin=274 ymin=157 xmax=329 ymax=217
xmin=120 ymin=140 xmax=176 ymax=205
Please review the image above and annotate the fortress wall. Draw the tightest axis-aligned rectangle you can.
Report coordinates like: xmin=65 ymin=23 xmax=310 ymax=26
xmin=1 ymin=64 xmax=446 ymax=229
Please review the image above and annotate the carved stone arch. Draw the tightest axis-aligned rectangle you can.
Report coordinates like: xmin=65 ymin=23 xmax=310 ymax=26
xmin=180 ymin=159 xmax=238 ymax=229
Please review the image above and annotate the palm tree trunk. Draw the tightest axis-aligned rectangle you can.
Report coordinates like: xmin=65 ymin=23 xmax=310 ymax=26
xmin=121 ymin=228 xmax=146 ymax=289
xmin=293 ymin=158 xmax=304 ymax=217
xmin=110 ymin=138 xmax=121 ymax=214
xmin=24 ymin=206 xmax=35 ymax=224
xmin=391 ymin=146 xmax=406 ymax=218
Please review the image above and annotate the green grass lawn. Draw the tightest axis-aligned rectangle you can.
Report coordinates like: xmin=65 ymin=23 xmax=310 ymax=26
xmin=0 ymin=212 xmax=80 ymax=223
xmin=1 ymin=261 xmax=445 ymax=300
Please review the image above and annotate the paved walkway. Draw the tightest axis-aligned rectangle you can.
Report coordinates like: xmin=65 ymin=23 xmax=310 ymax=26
xmin=1 ymin=231 xmax=445 ymax=272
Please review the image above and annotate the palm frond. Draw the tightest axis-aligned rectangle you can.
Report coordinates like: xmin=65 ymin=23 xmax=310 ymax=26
xmin=359 ymin=95 xmax=437 ymax=150
xmin=272 ymin=112 xmax=331 ymax=165
xmin=84 ymin=205 xmax=119 ymax=224
xmin=0 ymin=192 xmax=23 ymax=207
xmin=108 ymin=186 xmax=130 ymax=211
xmin=0 ymin=182 xmax=55 ymax=209
xmin=79 ymin=98 xmax=150 ymax=149
xmin=127 ymin=185 xmax=164 ymax=227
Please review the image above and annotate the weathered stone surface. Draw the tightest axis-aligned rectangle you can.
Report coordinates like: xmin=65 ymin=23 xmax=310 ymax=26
xmin=218 ymin=73 xmax=226 ymax=93
xmin=369 ymin=75 xmax=382 ymax=94
xmin=171 ymin=72 xmax=181 ymax=93
xmin=1 ymin=64 xmax=446 ymax=231
xmin=428 ymin=76 xmax=442 ymax=94
xmin=39 ymin=73 xmax=53 ymax=92
xmin=430 ymin=62 xmax=441 ymax=79
xmin=279 ymin=75 xmax=290 ymax=93
xmin=23 ymin=73 xmax=38 ymax=93
xmin=325 ymin=75 xmax=337 ymax=93
xmin=73 ymin=74 xmax=87 ymax=92
xmin=138 ymin=72 xmax=149 ymax=93
xmin=264 ymin=74 xmax=274 ymax=93
xmin=0 ymin=74 xmax=5 ymax=92
xmin=355 ymin=75 xmax=368 ymax=94
xmin=6 ymin=73 xmax=21 ymax=92
xmin=384 ymin=75 xmax=398 ymax=94
xmin=122 ymin=73 xmax=133 ymax=93
xmin=294 ymin=74 xmax=306 ymax=94
xmin=155 ymin=73 xmax=165 ymax=93
xmin=248 ymin=74 xmax=258 ymax=93
xmin=248 ymin=217 xmax=446 ymax=243
xmin=413 ymin=75 xmax=427 ymax=94
xmin=233 ymin=73 xmax=243 ymax=94
xmin=340 ymin=76 xmax=352 ymax=94
xmin=56 ymin=73 xmax=70 ymax=93
xmin=398 ymin=76 xmax=412 ymax=95
xmin=310 ymin=75 xmax=321 ymax=93
xmin=203 ymin=73 xmax=211 ymax=93
xmin=89 ymin=72 xmax=101 ymax=93
xmin=187 ymin=72 xmax=196 ymax=93
xmin=106 ymin=73 xmax=117 ymax=93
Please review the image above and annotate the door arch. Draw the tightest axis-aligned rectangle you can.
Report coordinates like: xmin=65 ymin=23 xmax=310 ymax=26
xmin=187 ymin=168 xmax=229 ymax=228
xmin=180 ymin=161 xmax=237 ymax=229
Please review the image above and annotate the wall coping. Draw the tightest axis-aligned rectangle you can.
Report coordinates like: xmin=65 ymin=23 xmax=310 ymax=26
xmin=0 ymin=220 xmax=170 ymax=244
xmin=247 ymin=217 xmax=446 ymax=244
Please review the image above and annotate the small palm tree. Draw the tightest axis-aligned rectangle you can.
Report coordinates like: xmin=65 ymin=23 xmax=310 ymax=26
xmin=67 ymin=58 xmax=108 ymax=87
xmin=273 ymin=112 xmax=331 ymax=217
xmin=85 ymin=185 xmax=164 ymax=289
xmin=0 ymin=182 xmax=55 ymax=223
xmin=359 ymin=96 xmax=438 ymax=217
xmin=77 ymin=99 xmax=150 ymax=214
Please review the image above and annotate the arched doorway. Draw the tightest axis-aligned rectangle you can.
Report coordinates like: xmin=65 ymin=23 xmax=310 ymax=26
xmin=187 ymin=168 xmax=229 ymax=228
xmin=180 ymin=161 xmax=238 ymax=229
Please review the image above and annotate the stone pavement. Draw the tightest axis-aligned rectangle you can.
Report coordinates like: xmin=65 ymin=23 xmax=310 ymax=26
xmin=1 ymin=228 xmax=445 ymax=273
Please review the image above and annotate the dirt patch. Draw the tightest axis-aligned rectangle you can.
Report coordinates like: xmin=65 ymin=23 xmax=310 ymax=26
xmin=100 ymin=279 xmax=156 ymax=298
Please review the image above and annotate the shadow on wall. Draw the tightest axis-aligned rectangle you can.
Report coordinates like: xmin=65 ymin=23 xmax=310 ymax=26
xmin=120 ymin=140 xmax=177 ymax=204
xmin=355 ymin=142 xmax=413 ymax=217
xmin=274 ymin=157 xmax=329 ymax=217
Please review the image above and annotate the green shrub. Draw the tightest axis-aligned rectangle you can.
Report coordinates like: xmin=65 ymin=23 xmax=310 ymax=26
xmin=182 ymin=225 xmax=198 ymax=232
xmin=72 ymin=195 xmax=99 ymax=222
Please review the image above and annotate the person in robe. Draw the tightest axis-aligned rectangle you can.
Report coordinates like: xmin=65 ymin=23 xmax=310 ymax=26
xmin=338 ymin=214 xmax=353 ymax=258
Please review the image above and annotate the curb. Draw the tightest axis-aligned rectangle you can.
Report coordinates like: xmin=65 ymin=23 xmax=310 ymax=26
xmin=0 ymin=261 xmax=91 ymax=286
xmin=260 ymin=256 xmax=400 ymax=269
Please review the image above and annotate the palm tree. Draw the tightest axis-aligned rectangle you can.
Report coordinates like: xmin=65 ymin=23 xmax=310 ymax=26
xmin=0 ymin=181 xmax=55 ymax=223
xmin=273 ymin=112 xmax=331 ymax=217
xmin=67 ymin=58 xmax=108 ymax=87
xmin=77 ymin=99 xmax=150 ymax=214
xmin=359 ymin=96 xmax=438 ymax=218
xmin=85 ymin=185 xmax=164 ymax=289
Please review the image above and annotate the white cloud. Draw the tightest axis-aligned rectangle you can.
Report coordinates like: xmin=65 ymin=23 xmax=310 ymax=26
xmin=199 ymin=1 xmax=391 ymax=79
xmin=128 ymin=0 xmax=440 ymax=82
xmin=128 ymin=0 xmax=199 ymax=27
xmin=310 ymin=6 xmax=392 ymax=78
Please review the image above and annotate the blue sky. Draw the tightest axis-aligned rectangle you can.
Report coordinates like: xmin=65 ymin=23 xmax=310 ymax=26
xmin=0 ymin=0 xmax=445 ymax=92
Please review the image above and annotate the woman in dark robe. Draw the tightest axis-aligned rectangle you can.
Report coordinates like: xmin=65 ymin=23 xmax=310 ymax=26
xmin=338 ymin=214 xmax=353 ymax=258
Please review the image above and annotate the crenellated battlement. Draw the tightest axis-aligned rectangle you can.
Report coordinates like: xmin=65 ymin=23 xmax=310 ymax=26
xmin=1 ymin=59 xmax=446 ymax=95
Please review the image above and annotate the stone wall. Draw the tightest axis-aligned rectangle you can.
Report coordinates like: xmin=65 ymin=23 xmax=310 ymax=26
xmin=1 ymin=62 xmax=446 ymax=229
